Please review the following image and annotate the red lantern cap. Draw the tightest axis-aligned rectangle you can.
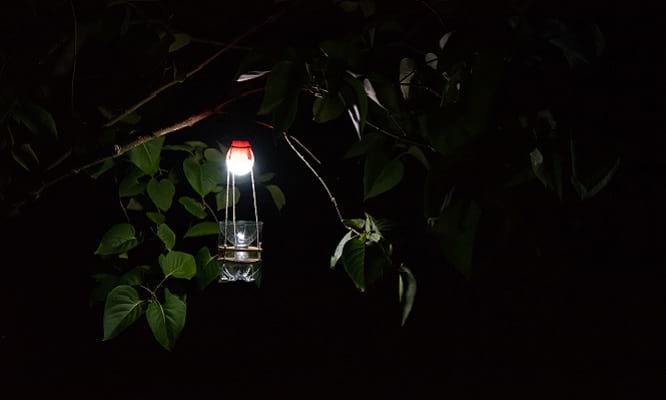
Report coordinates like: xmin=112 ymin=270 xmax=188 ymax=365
xmin=227 ymin=140 xmax=254 ymax=161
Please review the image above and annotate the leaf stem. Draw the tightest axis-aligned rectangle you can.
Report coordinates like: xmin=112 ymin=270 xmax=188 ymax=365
xmin=202 ymin=197 xmax=219 ymax=223
xmin=139 ymin=285 xmax=158 ymax=301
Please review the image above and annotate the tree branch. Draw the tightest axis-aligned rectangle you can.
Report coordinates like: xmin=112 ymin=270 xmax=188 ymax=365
xmin=365 ymin=121 xmax=436 ymax=152
xmin=7 ymin=88 xmax=264 ymax=216
xmin=282 ymin=132 xmax=357 ymax=234
xmin=102 ymin=8 xmax=285 ymax=128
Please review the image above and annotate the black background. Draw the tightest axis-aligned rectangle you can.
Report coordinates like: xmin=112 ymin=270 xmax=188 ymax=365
xmin=1 ymin=1 xmax=664 ymax=398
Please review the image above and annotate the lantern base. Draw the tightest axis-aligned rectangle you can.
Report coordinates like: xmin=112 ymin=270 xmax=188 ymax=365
xmin=218 ymin=261 xmax=262 ymax=283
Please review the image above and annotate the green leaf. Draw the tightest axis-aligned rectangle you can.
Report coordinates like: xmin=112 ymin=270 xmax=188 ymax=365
xmin=146 ymin=289 xmax=186 ymax=351
xmin=91 ymin=273 xmax=120 ymax=303
xmin=118 ymin=168 xmax=146 ymax=198
xmin=570 ymin=139 xmax=620 ymax=200
xmin=364 ymin=159 xmax=404 ymax=201
xmin=12 ymin=100 xmax=58 ymax=138
xmin=236 ymin=70 xmax=270 ymax=82
xmin=178 ymin=196 xmax=207 ymax=219
xmin=257 ymin=172 xmax=276 ymax=183
xmin=330 ymin=231 xmax=354 ymax=269
xmin=344 ymin=77 xmax=368 ymax=136
xmin=215 ymin=186 xmax=240 ymax=211
xmin=432 ymin=198 xmax=481 ymax=278
xmin=530 ymin=147 xmax=563 ymax=199
xmin=128 ymin=137 xmax=164 ymax=176
xmin=405 ymin=146 xmax=429 ymax=170
xmin=399 ymin=58 xmax=415 ymax=99
xmin=126 ymin=198 xmax=143 ymax=211
xmin=359 ymin=0 xmax=375 ymax=17
xmin=203 ymin=147 xmax=225 ymax=162
xmin=338 ymin=1 xmax=358 ymax=12
xmin=184 ymin=222 xmax=219 ymax=238
xmin=266 ymin=184 xmax=286 ymax=211
xmin=195 ymin=246 xmax=219 ymax=289
xmin=425 ymin=113 xmax=470 ymax=156
xmin=11 ymin=149 xmax=31 ymax=171
xmin=425 ymin=52 xmax=438 ymax=69
xmin=95 ymin=223 xmax=140 ymax=256
xmin=343 ymin=218 xmax=365 ymax=231
xmin=146 ymin=211 xmax=165 ymax=225
xmin=341 ymin=237 xmax=385 ymax=291
xmin=157 ymin=224 xmax=176 ymax=250
xmin=119 ymin=111 xmax=141 ymax=125
xmin=147 ymin=178 xmax=175 ymax=211
xmin=320 ymin=40 xmax=361 ymax=66
xmin=344 ymin=140 xmax=369 ymax=159
xmin=398 ymin=264 xmax=417 ymax=326
xmin=21 ymin=143 xmax=39 ymax=165
xmin=159 ymin=250 xmax=196 ymax=279
xmin=313 ymin=93 xmax=345 ymax=123
xmin=86 ymin=159 xmax=115 ymax=179
xmin=103 ymin=285 xmax=146 ymax=340
xmin=258 ymin=61 xmax=295 ymax=115
xmin=184 ymin=141 xmax=208 ymax=148
xmin=168 ymin=33 xmax=191 ymax=52
xmin=258 ymin=61 xmax=303 ymax=133
xmin=163 ymin=144 xmax=193 ymax=153
xmin=183 ymin=158 xmax=224 ymax=197
xmin=120 ymin=265 xmax=150 ymax=286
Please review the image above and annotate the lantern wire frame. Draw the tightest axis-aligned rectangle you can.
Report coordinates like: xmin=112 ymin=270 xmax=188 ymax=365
xmin=220 ymin=161 xmax=262 ymax=264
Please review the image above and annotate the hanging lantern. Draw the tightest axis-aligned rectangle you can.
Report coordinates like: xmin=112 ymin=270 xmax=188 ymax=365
xmin=218 ymin=140 xmax=263 ymax=283
xmin=225 ymin=140 xmax=254 ymax=176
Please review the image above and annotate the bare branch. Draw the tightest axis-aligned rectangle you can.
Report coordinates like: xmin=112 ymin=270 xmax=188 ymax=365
xmin=6 ymin=88 xmax=264 ymax=216
xmin=289 ymin=135 xmax=322 ymax=165
xmin=282 ymin=132 xmax=356 ymax=233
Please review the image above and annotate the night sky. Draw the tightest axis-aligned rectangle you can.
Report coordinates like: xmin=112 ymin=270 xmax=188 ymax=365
xmin=1 ymin=1 xmax=664 ymax=397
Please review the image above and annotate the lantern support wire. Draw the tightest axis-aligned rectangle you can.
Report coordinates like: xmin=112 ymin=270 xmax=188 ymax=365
xmin=232 ymin=173 xmax=237 ymax=243
xmin=250 ymin=169 xmax=261 ymax=257
xmin=224 ymin=169 xmax=230 ymax=250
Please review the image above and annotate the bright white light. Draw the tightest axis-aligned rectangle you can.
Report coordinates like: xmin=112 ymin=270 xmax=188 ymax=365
xmin=226 ymin=157 xmax=254 ymax=176
xmin=237 ymin=232 xmax=245 ymax=241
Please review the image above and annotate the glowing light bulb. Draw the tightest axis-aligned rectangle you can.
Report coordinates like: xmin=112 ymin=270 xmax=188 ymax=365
xmin=226 ymin=140 xmax=254 ymax=176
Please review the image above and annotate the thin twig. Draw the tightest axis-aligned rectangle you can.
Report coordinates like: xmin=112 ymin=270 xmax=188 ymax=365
xmin=415 ymin=0 xmax=448 ymax=31
xmin=283 ymin=132 xmax=355 ymax=233
xmin=190 ymin=37 xmax=252 ymax=51
xmin=289 ymin=135 xmax=321 ymax=165
xmin=102 ymin=9 xmax=285 ymax=128
xmin=366 ymin=120 xmax=436 ymax=151
xmin=399 ymin=82 xmax=442 ymax=99
xmin=387 ymin=113 xmax=409 ymax=136
xmin=69 ymin=0 xmax=78 ymax=115
xmin=119 ymin=197 xmax=130 ymax=222
xmin=202 ymin=197 xmax=219 ymax=223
